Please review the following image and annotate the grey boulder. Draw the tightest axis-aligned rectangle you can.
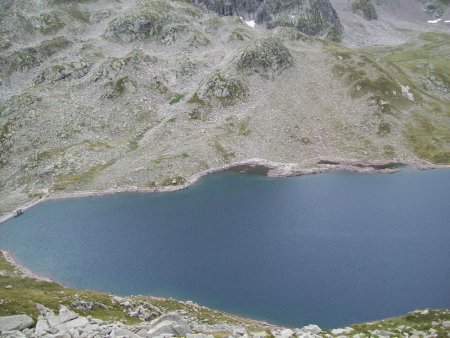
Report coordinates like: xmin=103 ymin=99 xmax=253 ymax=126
xmin=0 ymin=315 xmax=34 ymax=331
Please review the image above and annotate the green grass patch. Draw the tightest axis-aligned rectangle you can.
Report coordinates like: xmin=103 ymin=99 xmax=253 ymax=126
xmin=237 ymin=117 xmax=251 ymax=136
xmin=210 ymin=138 xmax=235 ymax=162
xmin=405 ymin=115 xmax=450 ymax=164
xmin=161 ymin=175 xmax=186 ymax=186
xmin=54 ymin=160 xmax=116 ymax=190
xmin=169 ymin=93 xmax=185 ymax=105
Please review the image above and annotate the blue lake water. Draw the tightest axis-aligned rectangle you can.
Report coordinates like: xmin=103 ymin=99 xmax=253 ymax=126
xmin=1 ymin=169 xmax=450 ymax=328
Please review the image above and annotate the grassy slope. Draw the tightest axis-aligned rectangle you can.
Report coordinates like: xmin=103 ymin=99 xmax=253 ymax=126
xmin=326 ymin=31 xmax=450 ymax=164
xmin=371 ymin=32 xmax=450 ymax=164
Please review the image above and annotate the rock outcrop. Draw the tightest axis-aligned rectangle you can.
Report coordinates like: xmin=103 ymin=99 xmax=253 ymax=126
xmin=0 ymin=305 xmax=191 ymax=338
xmin=193 ymin=71 xmax=249 ymax=107
xmin=193 ymin=0 xmax=342 ymax=39
xmin=351 ymin=0 xmax=378 ymax=20
xmin=236 ymin=37 xmax=293 ymax=78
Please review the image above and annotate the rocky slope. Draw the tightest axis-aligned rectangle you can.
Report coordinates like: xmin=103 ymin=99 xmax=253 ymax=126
xmin=1 ymin=0 xmax=449 ymax=216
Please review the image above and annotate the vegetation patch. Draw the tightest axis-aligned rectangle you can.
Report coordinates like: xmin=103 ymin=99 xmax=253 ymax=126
xmin=229 ymin=28 xmax=250 ymax=41
xmin=0 ymin=119 xmax=15 ymax=168
xmin=169 ymin=93 xmax=185 ymax=105
xmin=188 ymin=108 xmax=203 ymax=120
xmin=161 ymin=175 xmax=186 ymax=186
xmin=102 ymin=77 xmax=136 ymax=99
xmin=352 ymin=0 xmax=378 ymax=20
xmin=405 ymin=116 xmax=450 ymax=164
xmin=195 ymin=72 xmax=249 ymax=107
xmin=386 ymin=32 xmax=450 ymax=94
xmin=210 ymin=138 xmax=235 ymax=162
xmin=29 ymin=11 xmax=64 ymax=34
xmin=54 ymin=161 xmax=116 ymax=190
xmin=236 ymin=37 xmax=293 ymax=79
xmin=1 ymin=37 xmax=71 ymax=79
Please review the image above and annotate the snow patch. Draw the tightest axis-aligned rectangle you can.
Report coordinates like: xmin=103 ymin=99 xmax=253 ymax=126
xmin=245 ymin=20 xmax=255 ymax=28
xmin=427 ymin=19 xmax=442 ymax=24
xmin=445 ymin=20 xmax=450 ymax=23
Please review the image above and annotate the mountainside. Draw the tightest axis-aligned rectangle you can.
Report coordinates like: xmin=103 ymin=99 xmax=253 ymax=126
xmin=1 ymin=0 xmax=450 ymax=215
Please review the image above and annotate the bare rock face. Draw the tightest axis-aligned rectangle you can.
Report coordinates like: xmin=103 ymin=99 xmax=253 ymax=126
xmin=422 ymin=0 xmax=448 ymax=17
xmin=352 ymin=0 xmax=378 ymax=20
xmin=193 ymin=0 xmax=342 ymax=39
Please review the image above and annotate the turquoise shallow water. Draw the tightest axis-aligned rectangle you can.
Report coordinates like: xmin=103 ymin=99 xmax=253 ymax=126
xmin=1 ymin=169 xmax=450 ymax=328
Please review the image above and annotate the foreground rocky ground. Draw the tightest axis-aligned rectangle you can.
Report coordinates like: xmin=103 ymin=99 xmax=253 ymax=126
xmin=1 ymin=252 xmax=450 ymax=338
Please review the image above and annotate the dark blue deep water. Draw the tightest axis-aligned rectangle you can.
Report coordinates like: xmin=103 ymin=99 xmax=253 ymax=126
xmin=1 ymin=169 xmax=450 ymax=328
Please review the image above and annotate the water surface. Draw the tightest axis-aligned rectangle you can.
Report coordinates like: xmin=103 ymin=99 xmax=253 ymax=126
xmin=1 ymin=169 xmax=450 ymax=328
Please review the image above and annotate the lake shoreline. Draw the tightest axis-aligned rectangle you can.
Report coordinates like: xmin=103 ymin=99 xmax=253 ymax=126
xmin=1 ymin=250 xmax=56 ymax=283
xmin=1 ymin=157 xmax=448 ymax=226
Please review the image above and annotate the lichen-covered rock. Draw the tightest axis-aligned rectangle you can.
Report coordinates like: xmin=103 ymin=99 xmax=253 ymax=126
xmin=0 ymin=36 xmax=71 ymax=79
xmin=352 ymin=0 xmax=378 ymax=20
xmin=0 ymin=30 xmax=11 ymax=50
xmin=104 ymin=1 xmax=208 ymax=46
xmin=236 ymin=37 xmax=293 ymax=78
xmin=34 ymin=60 xmax=92 ymax=85
xmin=102 ymin=76 xmax=136 ymax=99
xmin=93 ymin=49 xmax=158 ymax=81
xmin=104 ymin=9 xmax=169 ymax=42
xmin=194 ymin=72 xmax=249 ymax=107
xmin=29 ymin=11 xmax=64 ymax=34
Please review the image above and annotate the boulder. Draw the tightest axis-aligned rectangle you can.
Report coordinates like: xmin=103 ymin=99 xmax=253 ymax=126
xmin=36 ymin=304 xmax=54 ymax=317
xmin=146 ymin=320 xmax=180 ymax=337
xmin=186 ymin=334 xmax=214 ymax=338
xmin=148 ymin=313 xmax=189 ymax=329
xmin=372 ymin=330 xmax=393 ymax=337
xmin=0 ymin=331 xmax=26 ymax=338
xmin=331 ymin=327 xmax=354 ymax=335
xmin=251 ymin=332 xmax=268 ymax=338
xmin=146 ymin=313 xmax=192 ymax=338
xmin=280 ymin=328 xmax=294 ymax=337
xmin=172 ymin=324 xmax=191 ymax=336
xmin=35 ymin=318 xmax=50 ymax=334
xmin=54 ymin=333 xmax=71 ymax=338
xmin=71 ymin=300 xmax=93 ymax=311
xmin=55 ymin=317 xmax=89 ymax=332
xmin=0 ymin=315 xmax=34 ymax=331
xmin=299 ymin=324 xmax=321 ymax=334
xmin=110 ymin=327 xmax=142 ymax=338
xmin=47 ymin=305 xmax=79 ymax=327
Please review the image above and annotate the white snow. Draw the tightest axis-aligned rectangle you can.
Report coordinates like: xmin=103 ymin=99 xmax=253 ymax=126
xmin=427 ymin=19 xmax=442 ymax=24
xmin=445 ymin=20 xmax=450 ymax=23
xmin=245 ymin=20 xmax=255 ymax=28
